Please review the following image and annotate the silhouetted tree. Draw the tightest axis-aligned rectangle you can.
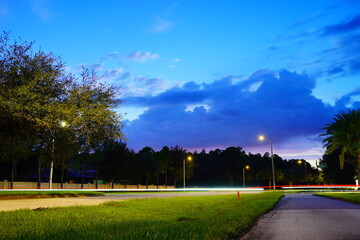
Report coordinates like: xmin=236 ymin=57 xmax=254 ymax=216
xmin=321 ymin=109 xmax=360 ymax=182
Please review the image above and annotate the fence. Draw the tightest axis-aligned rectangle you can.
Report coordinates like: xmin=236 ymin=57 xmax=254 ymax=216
xmin=0 ymin=180 xmax=174 ymax=190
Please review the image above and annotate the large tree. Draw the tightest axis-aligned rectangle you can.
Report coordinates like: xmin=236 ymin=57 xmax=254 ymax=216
xmin=0 ymin=33 xmax=124 ymax=185
xmin=0 ymin=32 xmax=73 ymax=186
xmin=321 ymin=109 xmax=360 ymax=183
xmin=68 ymin=67 xmax=123 ymax=188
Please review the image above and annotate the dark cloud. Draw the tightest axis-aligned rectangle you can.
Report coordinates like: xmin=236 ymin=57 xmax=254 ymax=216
xmin=124 ymin=70 xmax=343 ymax=151
xmin=290 ymin=10 xmax=325 ymax=29
xmin=334 ymin=88 xmax=360 ymax=109
xmin=327 ymin=65 xmax=344 ymax=75
xmin=321 ymin=34 xmax=360 ymax=76
xmin=102 ymin=52 xmax=121 ymax=61
xmin=323 ymin=14 xmax=360 ymax=35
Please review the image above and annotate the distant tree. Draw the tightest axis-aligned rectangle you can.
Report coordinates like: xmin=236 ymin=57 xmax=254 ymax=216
xmin=191 ymin=149 xmax=211 ymax=186
xmin=218 ymin=147 xmax=247 ymax=185
xmin=137 ymin=147 xmax=158 ymax=187
xmin=321 ymin=109 xmax=360 ymax=182
xmin=98 ymin=141 xmax=134 ymax=188
xmin=319 ymin=149 xmax=356 ymax=184
xmin=168 ymin=146 xmax=188 ymax=186
xmin=157 ymin=146 xmax=172 ymax=187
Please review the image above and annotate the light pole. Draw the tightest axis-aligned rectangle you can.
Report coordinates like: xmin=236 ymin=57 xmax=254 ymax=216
xmin=183 ymin=155 xmax=192 ymax=190
xmin=243 ymin=165 xmax=250 ymax=188
xmin=297 ymin=160 xmax=308 ymax=185
xmin=49 ymin=120 xmax=68 ymax=189
xmin=49 ymin=137 xmax=55 ymax=189
xmin=259 ymin=135 xmax=276 ymax=190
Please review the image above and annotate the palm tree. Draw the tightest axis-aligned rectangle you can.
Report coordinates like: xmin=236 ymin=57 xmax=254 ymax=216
xmin=320 ymin=109 xmax=360 ymax=182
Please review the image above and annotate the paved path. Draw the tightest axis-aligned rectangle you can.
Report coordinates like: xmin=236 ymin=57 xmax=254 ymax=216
xmin=242 ymin=193 xmax=360 ymax=240
xmin=0 ymin=191 xmax=242 ymax=211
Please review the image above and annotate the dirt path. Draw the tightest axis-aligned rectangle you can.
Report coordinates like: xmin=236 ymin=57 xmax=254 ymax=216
xmin=0 ymin=197 xmax=111 ymax=211
xmin=0 ymin=191 xmax=251 ymax=211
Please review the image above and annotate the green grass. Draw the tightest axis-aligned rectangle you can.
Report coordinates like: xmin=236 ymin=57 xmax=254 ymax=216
xmin=314 ymin=192 xmax=360 ymax=204
xmin=0 ymin=192 xmax=282 ymax=240
xmin=0 ymin=191 xmax=104 ymax=197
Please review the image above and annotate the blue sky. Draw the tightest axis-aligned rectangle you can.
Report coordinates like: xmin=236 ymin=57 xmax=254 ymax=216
xmin=1 ymin=0 xmax=360 ymax=165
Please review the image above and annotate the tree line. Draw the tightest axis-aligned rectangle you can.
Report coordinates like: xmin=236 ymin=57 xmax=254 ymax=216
xmin=1 ymin=140 xmax=322 ymax=188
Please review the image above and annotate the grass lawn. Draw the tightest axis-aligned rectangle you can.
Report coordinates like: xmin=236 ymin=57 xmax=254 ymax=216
xmin=0 ymin=191 xmax=104 ymax=199
xmin=0 ymin=192 xmax=283 ymax=240
xmin=314 ymin=192 xmax=360 ymax=205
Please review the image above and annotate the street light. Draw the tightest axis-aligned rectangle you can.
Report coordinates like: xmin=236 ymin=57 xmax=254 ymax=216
xmin=243 ymin=165 xmax=250 ymax=188
xmin=297 ymin=160 xmax=308 ymax=185
xmin=49 ymin=120 xmax=68 ymax=189
xmin=183 ymin=155 xmax=192 ymax=190
xmin=259 ymin=135 xmax=276 ymax=190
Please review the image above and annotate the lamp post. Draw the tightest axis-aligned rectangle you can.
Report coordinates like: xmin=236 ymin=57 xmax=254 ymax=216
xmin=183 ymin=155 xmax=192 ymax=190
xmin=49 ymin=137 xmax=55 ymax=189
xmin=297 ymin=160 xmax=308 ymax=185
xmin=49 ymin=120 xmax=68 ymax=189
xmin=243 ymin=165 xmax=250 ymax=188
xmin=259 ymin=135 xmax=276 ymax=190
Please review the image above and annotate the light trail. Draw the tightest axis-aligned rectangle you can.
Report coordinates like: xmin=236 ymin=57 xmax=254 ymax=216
xmin=0 ymin=187 xmax=263 ymax=192
xmin=0 ymin=185 xmax=358 ymax=192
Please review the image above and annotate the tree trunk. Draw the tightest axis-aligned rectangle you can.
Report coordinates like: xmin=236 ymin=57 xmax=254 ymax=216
xmin=60 ymin=162 xmax=65 ymax=189
xmin=37 ymin=151 xmax=42 ymax=189
xmin=111 ymin=178 xmax=115 ymax=189
xmin=165 ymin=169 xmax=168 ymax=188
xmin=156 ymin=175 xmax=159 ymax=189
xmin=95 ymin=159 xmax=99 ymax=189
xmin=81 ymin=158 xmax=84 ymax=189
xmin=10 ymin=161 xmax=15 ymax=189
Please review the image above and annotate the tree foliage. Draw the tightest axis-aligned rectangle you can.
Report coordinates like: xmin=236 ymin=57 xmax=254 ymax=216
xmin=0 ymin=32 xmax=123 ymax=183
xmin=321 ymin=109 xmax=360 ymax=181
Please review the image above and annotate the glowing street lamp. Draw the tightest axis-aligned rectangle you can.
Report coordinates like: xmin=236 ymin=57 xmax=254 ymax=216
xmin=297 ymin=160 xmax=308 ymax=185
xmin=183 ymin=155 xmax=192 ymax=190
xmin=259 ymin=135 xmax=276 ymax=190
xmin=243 ymin=165 xmax=250 ymax=188
xmin=49 ymin=120 xmax=68 ymax=189
xmin=60 ymin=120 xmax=68 ymax=128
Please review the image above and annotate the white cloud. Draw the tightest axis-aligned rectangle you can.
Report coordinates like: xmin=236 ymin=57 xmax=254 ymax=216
xmin=247 ymin=81 xmax=263 ymax=92
xmin=121 ymin=76 xmax=173 ymax=98
xmin=126 ymin=51 xmax=160 ymax=62
xmin=151 ymin=18 xmax=172 ymax=33
xmin=30 ymin=0 xmax=52 ymax=21
xmin=103 ymin=68 xmax=124 ymax=79
xmin=168 ymin=58 xmax=180 ymax=68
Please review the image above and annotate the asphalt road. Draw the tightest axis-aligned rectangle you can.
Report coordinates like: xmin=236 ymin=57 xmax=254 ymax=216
xmin=0 ymin=191 xmax=247 ymax=211
xmin=242 ymin=193 xmax=360 ymax=240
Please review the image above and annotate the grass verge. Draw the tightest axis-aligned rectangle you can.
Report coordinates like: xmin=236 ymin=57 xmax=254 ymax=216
xmin=0 ymin=192 xmax=282 ymax=240
xmin=0 ymin=191 xmax=104 ymax=199
xmin=314 ymin=192 xmax=360 ymax=204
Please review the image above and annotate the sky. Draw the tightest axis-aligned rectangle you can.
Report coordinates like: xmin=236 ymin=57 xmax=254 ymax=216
xmin=1 ymin=0 xmax=360 ymax=166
